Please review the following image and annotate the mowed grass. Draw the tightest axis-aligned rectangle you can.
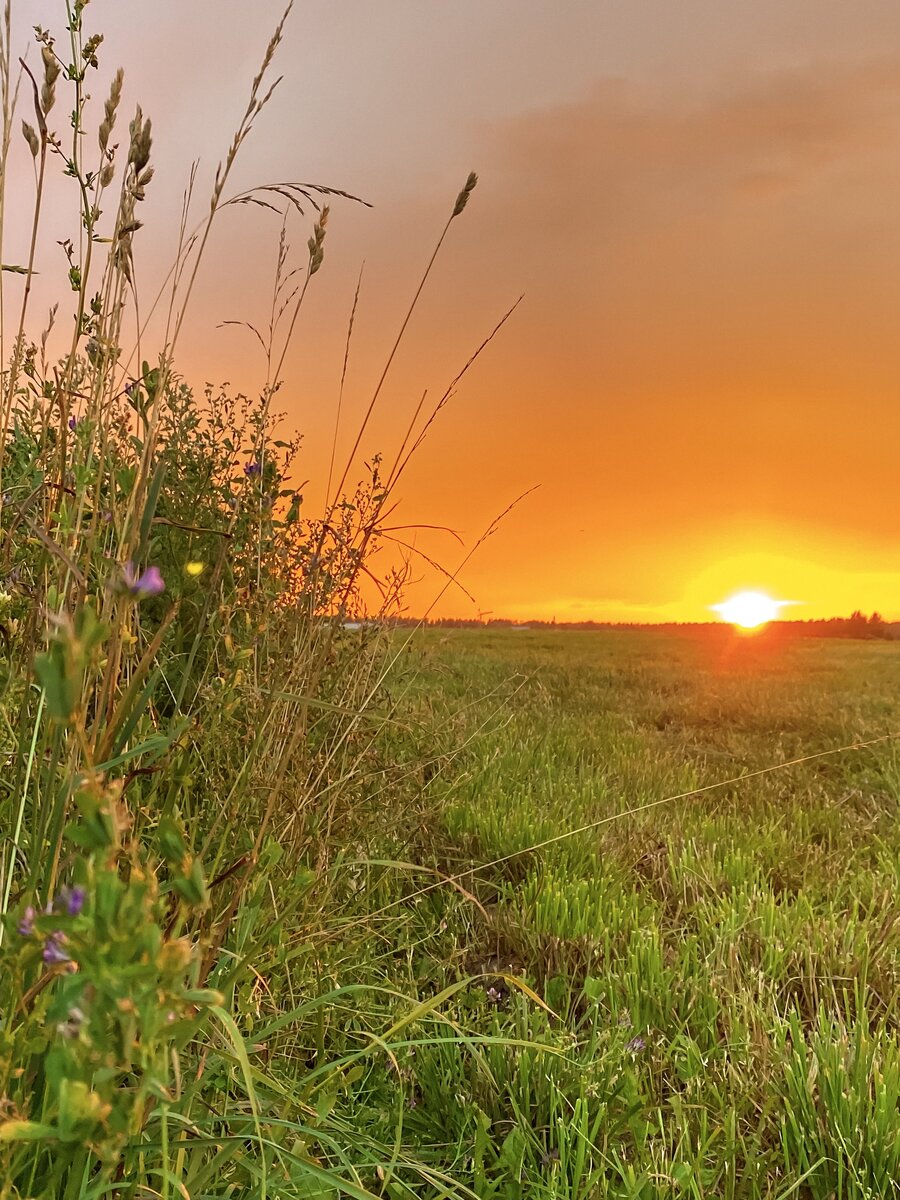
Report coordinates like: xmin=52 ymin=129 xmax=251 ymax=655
xmin=381 ymin=627 xmax=900 ymax=1198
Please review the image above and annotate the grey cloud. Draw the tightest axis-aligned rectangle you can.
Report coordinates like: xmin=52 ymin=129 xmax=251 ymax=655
xmin=481 ymin=57 xmax=900 ymax=239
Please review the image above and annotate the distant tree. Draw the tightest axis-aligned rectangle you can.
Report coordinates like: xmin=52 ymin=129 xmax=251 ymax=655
xmin=848 ymin=610 xmax=871 ymax=638
xmin=868 ymin=611 xmax=891 ymax=639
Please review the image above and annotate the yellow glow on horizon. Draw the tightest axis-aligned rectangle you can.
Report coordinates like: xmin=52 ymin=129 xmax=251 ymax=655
xmin=711 ymin=590 xmax=786 ymax=629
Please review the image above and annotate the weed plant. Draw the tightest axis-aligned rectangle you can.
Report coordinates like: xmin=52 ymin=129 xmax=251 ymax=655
xmin=0 ymin=3 xmax=489 ymax=1196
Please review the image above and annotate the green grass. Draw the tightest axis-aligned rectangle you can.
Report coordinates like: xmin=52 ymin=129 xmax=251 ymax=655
xmin=370 ymin=627 xmax=900 ymax=1198
xmin=2 ymin=3 xmax=899 ymax=1195
xmin=0 ymin=5 xmax=485 ymax=1195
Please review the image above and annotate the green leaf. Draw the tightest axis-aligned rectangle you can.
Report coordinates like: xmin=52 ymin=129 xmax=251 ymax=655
xmin=137 ymin=459 xmax=167 ymax=560
xmin=0 ymin=1120 xmax=56 ymax=1141
xmin=34 ymin=646 xmax=75 ymax=722
xmin=157 ymin=816 xmax=187 ymax=864
xmin=672 ymin=1162 xmax=694 ymax=1188
xmin=173 ymin=857 xmax=207 ymax=907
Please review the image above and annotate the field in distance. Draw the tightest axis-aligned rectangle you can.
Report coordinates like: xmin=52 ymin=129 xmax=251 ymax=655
xmin=388 ymin=626 xmax=900 ymax=1197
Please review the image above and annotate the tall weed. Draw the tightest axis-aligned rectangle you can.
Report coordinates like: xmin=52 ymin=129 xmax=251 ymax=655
xmin=0 ymin=4 xmax=486 ymax=1195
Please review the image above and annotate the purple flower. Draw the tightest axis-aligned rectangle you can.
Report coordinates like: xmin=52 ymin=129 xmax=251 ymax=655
xmin=625 ymin=1035 xmax=646 ymax=1054
xmin=125 ymin=380 xmax=140 ymax=401
xmin=244 ymin=460 xmax=261 ymax=478
xmin=18 ymin=906 xmax=35 ymax=937
xmin=67 ymin=415 xmax=78 ymax=431
xmin=43 ymin=933 xmax=70 ymax=965
xmin=121 ymin=562 xmax=165 ymax=599
xmin=58 ymin=885 xmax=85 ymax=917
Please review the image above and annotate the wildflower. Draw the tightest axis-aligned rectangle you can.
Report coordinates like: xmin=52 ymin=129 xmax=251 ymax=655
xmin=625 ymin=1035 xmax=646 ymax=1054
xmin=67 ymin=415 xmax=78 ymax=431
xmin=244 ymin=460 xmax=261 ymax=478
xmin=57 ymin=885 xmax=86 ymax=917
xmin=125 ymin=379 xmax=140 ymax=402
xmin=43 ymin=933 xmax=70 ymax=965
xmin=121 ymin=561 xmax=165 ymax=599
xmin=485 ymin=986 xmax=502 ymax=1005
xmin=17 ymin=907 xmax=35 ymax=937
xmin=185 ymin=561 xmax=205 ymax=577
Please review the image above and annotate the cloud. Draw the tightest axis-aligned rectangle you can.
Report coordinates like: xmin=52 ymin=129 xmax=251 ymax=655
xmin=479 ymin=57 xmax=900 ymax=249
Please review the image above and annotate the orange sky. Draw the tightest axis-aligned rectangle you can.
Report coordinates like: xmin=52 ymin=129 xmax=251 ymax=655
xmin=17 ymin=1 xmax=900 ymax=621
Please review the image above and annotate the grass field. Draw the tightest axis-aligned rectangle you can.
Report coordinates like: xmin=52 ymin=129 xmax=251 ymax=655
xmin=3 ymin=7 xmax=899 ymax=1194
xmin=362 ymin=626 xmax=900 ymax=1198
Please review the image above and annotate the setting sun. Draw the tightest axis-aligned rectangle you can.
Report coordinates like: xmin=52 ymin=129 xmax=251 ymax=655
xmin=711 ymin=590 xmax=785 ymax=629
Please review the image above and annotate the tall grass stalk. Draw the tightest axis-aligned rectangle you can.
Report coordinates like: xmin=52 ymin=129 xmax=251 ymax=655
xmin=0 ymin=3 xmax=500 ymax=1196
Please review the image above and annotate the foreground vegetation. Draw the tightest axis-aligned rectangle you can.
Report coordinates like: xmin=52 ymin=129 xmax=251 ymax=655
xmin=1 ymin=3 xmax=898 ymax=1197
xmin=0 ymin=3 xmax=485 ymax=1195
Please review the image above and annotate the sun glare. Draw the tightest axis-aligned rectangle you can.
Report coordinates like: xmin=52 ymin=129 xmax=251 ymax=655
xmin=711 ymin=590 xmax=784 ymax=629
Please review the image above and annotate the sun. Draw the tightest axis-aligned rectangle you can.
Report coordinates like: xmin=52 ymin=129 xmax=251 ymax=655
xmin=711 ymin=590 xmax=785 ymax=629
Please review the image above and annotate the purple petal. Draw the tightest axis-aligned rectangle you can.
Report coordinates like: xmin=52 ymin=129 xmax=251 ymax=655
xmin=59 ymin=885 xmax=86 ymax=917
xmin=121 ymin=561 xmax=165 ymax=599
xmin=43 ymin=933 xmax=70 ymax=965
xmin=137 ymin=565 xmax=165 ymax=597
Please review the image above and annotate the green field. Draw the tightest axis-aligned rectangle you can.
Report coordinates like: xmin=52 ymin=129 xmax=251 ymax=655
xmin=358 ymin=627 xmax=900 ymax=1198
xmin=3 ymin=8 xmax=899 ymax=1194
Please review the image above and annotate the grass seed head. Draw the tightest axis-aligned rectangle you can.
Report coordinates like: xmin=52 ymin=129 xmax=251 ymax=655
xmin=21 ymin=120 xmax=39 ymax=158
xmin=99 ymin=67 xmax=124 ymax=152
xmin=40 ymin=44 xmax=60 ymax=115
xmin=127 ymin=105 xmax=152 ymax=173
xmin=307 ymin=206 xmax=328 ymax=275
xmin=452 ymin=171 xmax=478 ymax=217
